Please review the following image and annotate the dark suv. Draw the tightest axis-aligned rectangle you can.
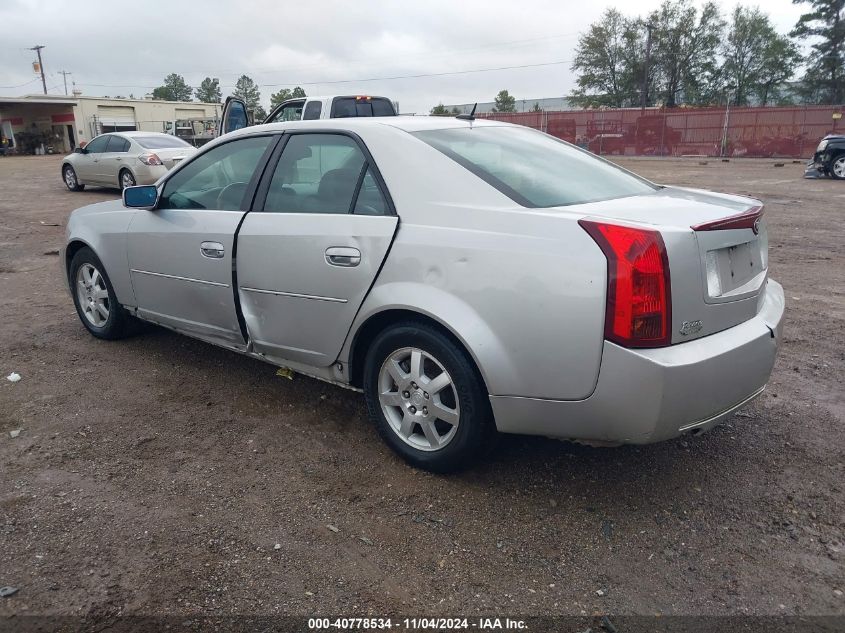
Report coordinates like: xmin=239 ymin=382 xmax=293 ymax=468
xmin=810 ymin=134 xmax=845 ymax=180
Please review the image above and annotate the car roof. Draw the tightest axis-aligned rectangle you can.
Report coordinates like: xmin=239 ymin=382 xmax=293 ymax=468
xmin=239 ymin=115 xmax=508 ymax=137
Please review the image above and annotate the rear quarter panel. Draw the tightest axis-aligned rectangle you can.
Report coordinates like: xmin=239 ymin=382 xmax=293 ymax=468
xmin=344 ymin=212 xmax=607 ymax=400
xmin=340 ymin=123 xmax=607 ymax=400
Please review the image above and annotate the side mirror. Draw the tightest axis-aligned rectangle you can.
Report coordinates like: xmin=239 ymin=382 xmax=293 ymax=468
xmin=123 ymin=185 xmax=159 ymax=210
xmin=73 ymin=147 xmax=86 ymax=154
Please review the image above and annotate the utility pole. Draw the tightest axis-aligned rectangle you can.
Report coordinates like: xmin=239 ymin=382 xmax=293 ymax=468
xmin=30 ymin=45 xmax=47 ymax=95
xmin=58 ymin=70 xmax=72 ymax=95
xmin=640 ymin=22 xmax=655 ymax=113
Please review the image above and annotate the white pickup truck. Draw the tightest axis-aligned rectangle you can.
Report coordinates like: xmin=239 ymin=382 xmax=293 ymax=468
xmin=220 ymin=95 xmax=397 ymax=136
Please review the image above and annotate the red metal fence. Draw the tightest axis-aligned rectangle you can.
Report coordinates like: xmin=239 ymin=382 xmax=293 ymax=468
xmin=481 ymin=105 xmax=845 ymax=158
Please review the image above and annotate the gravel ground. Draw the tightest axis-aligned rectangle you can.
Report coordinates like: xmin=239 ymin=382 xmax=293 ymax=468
xmin=0 ymin=155 xmax=843 ymax=625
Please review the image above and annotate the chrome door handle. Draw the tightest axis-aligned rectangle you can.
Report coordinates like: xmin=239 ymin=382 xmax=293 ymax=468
xmin=200 ymin=241 xmax=225 ymax=259
xmin=325 ymin=246 xmax=361 ymax=267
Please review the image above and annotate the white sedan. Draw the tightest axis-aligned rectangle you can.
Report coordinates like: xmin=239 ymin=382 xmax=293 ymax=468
xmin=61 ymin=131 xmax=197 ymax=191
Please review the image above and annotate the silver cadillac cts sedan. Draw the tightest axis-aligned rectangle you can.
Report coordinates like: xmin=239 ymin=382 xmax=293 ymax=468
xmin=62 ymin=116 xmax=785 ymax=472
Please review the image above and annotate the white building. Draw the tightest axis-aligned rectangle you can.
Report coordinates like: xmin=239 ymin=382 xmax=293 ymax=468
xmin=0 ymin=94 xmax=221 ymax=154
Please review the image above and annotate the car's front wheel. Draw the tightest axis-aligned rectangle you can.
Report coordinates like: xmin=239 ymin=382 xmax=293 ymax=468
xmin=69 ymin=247 xmax=133 ymax=339
xmin=830 ymin=154 xmax=845 ymax=180
xmin=363 ymin=321 xmax=495 ymax=472
xmin=63 ymin=164 xmax=84 ymax=191
xmin=119 ymin=169 xmax=136 ymax=190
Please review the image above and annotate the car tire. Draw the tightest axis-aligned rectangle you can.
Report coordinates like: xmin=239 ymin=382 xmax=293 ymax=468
xmin=63 ymin=164 xmax=85 ymax=191
xmin=69 ymin=247 xmax=133 ymax=340
xmin=119 ymin=169 xmax=136 ymax=190
xmin=830 ymin=154 xmax=845 ymax=180
xmin=363 ymin=321 xmax=496 ymax=472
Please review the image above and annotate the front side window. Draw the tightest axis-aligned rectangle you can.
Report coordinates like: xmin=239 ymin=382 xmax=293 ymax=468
xmin=263 ymin=134 xmax=367 ymax=214
xmin=84 ymin=135 xmax=109 ymax=153
xmin=159 ymin=135 xmax=274 ymax=211
xmin=271 ymin=101 xmax=305 ymax=123
xmin=413 ymin=126 xmax=657 ymax=208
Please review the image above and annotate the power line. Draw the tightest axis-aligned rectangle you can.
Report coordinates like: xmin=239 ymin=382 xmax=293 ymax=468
xmin=0 ymin=78 xmax=39 ymax=89
xmin=76 ymin=59 xmax=574 ymax=91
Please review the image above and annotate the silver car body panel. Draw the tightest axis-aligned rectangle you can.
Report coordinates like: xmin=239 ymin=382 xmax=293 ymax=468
xmin=127 ymin=208 xmax=246 ymax=349
xmin=491 ymin=279 xmax=784 ymax=443
xmin=236 ymin=212 xmax=398 ymax=366
xmin=64 ymin=116 xmax=785 ymax=445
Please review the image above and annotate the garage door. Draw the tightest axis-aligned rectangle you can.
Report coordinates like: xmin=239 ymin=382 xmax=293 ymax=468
xmin=96 ymin=106 xmax=136 ymax=132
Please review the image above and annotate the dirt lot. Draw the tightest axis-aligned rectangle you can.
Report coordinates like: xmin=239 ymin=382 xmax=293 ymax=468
xmin=0 ymin=155 xmax=843 ymax=625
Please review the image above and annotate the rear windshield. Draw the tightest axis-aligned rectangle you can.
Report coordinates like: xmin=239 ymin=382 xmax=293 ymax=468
xmin=331 ymin=97 xmax=396 ymax=118
xmin=135 ymin=136 xmax=192 ymax=149
xmin=413 ymin=126 xmax=657 ymax=208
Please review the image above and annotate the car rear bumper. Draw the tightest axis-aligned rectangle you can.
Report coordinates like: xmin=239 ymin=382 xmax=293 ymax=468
xmin=490 ymin=279 xmax=785 ymax=444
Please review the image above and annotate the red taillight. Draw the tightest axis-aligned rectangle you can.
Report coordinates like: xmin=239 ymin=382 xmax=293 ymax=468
xmin=579 ymin=220 xmax=672 ymax=348
xmin=138 ymin=153 xmax=163 ymax=166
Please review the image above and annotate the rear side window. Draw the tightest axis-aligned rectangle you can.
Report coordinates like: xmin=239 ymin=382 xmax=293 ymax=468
xmin=353 ymin=168 xmax=388 ymax=216
xmin=331 ymin=97 xmax=396 ymax=118
xmin=414 ymin=126 xmax=657 ymax=208
xmin=263 ymin=134 xmax=366 ymax=214
xmin=303 ymin=101 xmax=322 ymax=120
xmin=105 ymin=136 xmax=130 ymax=152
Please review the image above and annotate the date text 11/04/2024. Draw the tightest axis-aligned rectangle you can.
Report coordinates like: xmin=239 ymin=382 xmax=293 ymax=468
xmin=307 ymin=617 xmax=528 ymax=630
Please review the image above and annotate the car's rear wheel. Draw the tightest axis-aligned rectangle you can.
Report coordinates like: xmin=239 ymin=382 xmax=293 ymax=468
xmin=63 ymin=165 xmax=84 ymax=191
xmin=830 ymin=154 xmax=845 ymax=180
xmin=119 ymin=169 xmax=136 ymax=190
xmin=69 ymin=247 xmax=132 ymax=339
xmin=363 ymin=321 xmax=495 ymax=472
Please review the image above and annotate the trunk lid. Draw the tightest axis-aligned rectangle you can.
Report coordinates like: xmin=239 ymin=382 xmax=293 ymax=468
xmin=151 ymin=146 xmax=197 ymax=170
xmin=572 ymin=186 xmax=769 ymax=343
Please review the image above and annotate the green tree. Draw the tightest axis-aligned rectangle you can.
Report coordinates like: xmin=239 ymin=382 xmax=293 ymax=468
xmin=722 ymin=6 xmax=800 ymax=106
xmin=492 ymin=89 xmax=516 ymax=113
xmin=269 ymin=86 xmax=307 ymax=108
xmin=570 ymin=9 xmax=647 ymax=107
xmin=791 ymin=0 xmax=845 ymax=104
xmin=531 ymin=102 xmax=542 ymax=112
xmin=152 ymin=73 xmax=193 ymax=102
xmin=651 ymin=0 xmax=725 ymax=106
xmin=232 ymin=75 xmax=263 ymax=120
xmin=195 ymin=77 xmax=222 ymax=103
xmin=430 ymin=103 xmax=451 ymax=115
xmin=756 ymin=36 xmax=803 ymax=105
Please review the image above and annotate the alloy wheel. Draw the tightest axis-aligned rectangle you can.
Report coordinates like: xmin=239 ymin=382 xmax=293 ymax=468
xmin=75 ymin=263 xmax=110 ymax=327
xmin=377 ymin=347 xmax=460 ymax=451
xmin=121 ymin=171 xmax=136 ymax=189
xmin=833 ymin=157 xmax=845 ymax=179
xmin=64 ymin=167 xmax=76 ymax=189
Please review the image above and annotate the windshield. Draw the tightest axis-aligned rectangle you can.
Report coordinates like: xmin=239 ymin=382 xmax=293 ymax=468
xmin=413 ymin=126 xmax=658 ymax=208
xmin=135 ymin=136 xmax=192 ymax=149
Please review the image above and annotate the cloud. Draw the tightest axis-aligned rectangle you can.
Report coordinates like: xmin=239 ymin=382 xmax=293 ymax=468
xmin=0 ymin=0 xmax=805 ymax=113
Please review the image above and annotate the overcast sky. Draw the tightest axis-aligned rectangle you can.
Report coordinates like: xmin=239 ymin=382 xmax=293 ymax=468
xmin=0 ymin=0 xmax=807 ymax=113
